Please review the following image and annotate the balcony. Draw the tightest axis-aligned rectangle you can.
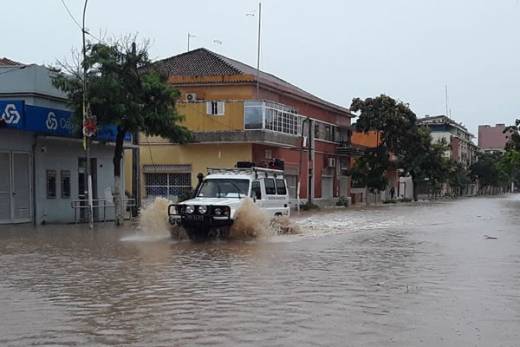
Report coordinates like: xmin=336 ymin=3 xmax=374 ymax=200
xmin=181 ymin=100 xmax=347 ymax=148
xmin=244 ymin=100 xmax=304 ymax=136
xmin=336 ymin=142 xmax=366 ymax=156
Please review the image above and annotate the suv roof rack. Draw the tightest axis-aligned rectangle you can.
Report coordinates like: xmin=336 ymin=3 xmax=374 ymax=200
xmin=207 ymin=167 xmax=284 ymax=178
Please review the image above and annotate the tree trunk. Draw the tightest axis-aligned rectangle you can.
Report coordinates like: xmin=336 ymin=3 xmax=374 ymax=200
xmin=412 ymin=178 xmax=418 ymax=201
xmin=113 ymin=128 xmax=126 ymax=226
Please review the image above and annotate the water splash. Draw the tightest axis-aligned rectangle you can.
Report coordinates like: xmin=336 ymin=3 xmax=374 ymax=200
xmin=138 ymin=197 xmax=171 ymax=235
xmin=138 ymin=197 xmax=188 ymax=240
xmin=229 ymin=198 xmax=299 ymax=240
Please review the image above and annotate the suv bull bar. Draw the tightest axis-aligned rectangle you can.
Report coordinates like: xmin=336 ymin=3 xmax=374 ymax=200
xmin=167 ymin=204 xmax=232 ymax=227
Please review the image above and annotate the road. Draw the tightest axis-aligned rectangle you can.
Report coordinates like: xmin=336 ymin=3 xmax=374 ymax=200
xmin=0 ymin=195 xmax=519 ymax=346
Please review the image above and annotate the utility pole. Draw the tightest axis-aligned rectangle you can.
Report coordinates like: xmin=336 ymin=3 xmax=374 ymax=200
xmin=187 ymin=32 xmax=195 ymax=52
xmin=256 ymin=2 xmax=262 ymax=99
xmin=307 ymin=117 xmax=313 ymax=205
xmin=82 ymin=0 xmax=94 ymax=229
xmin=445 ymin=84 xmax=449 ymax=116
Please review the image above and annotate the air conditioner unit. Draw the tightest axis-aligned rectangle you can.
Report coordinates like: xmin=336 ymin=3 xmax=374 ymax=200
xmin=327 ymin=157 xmax=336 ymax=168
xmin=186 ymin=93 xmax=197 ymax=102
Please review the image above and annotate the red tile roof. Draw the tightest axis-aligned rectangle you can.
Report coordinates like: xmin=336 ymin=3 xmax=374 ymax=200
xmin=0 ymin=57 xmax=23 ymax=66
xmin=153 ymin=48 xmax=349 ymax=114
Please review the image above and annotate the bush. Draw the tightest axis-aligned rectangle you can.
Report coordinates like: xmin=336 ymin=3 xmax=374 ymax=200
xmin=300 ymin=201 xmax=320 ymax=211
xmin=336 ymin=196 xmax=350 ymax=207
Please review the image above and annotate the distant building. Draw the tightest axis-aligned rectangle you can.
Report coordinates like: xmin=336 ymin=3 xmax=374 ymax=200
xmin=417 ymin=115 xmax=478 ymax=168
xmin=128 ymin=48 xmax=353 ymax=206
xmin=478 ymin=124 xmax=511 ymax=153
xmin=0 ymin=57 xmax=129 ymax=224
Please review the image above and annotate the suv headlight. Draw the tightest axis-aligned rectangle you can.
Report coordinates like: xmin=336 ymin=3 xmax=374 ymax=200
xmin=214 ymin=207 xmax=222 ymax=216
xmin=185 ymin=205 xmax=195 ymax=214
xmin=198 ymin=205 xmax=207 ymax=214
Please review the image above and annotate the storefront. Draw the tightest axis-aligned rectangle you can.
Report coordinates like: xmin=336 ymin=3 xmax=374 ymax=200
xmin=0 ymin=98 xmax=130 ymax=224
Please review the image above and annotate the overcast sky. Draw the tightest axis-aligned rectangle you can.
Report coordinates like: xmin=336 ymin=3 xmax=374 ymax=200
xmin=4 ymin=0 xmax=520 ymax=135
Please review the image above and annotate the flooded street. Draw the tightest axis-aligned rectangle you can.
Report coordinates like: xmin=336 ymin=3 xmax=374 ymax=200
xmin=1 ymin=196 xmax=519 ymax=346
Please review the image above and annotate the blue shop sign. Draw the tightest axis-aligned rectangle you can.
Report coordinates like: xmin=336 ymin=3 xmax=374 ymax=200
xmin=0 ymin=100 xmax=131 ymax=142
xmin=0 ymin=100 xmax=25 ymax=129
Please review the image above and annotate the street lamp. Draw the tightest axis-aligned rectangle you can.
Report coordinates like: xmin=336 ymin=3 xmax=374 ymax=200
xmin=246 ymin=2 xmax=262 ymax=99
xmin=82 ymin=0 xmax=94 ymax=229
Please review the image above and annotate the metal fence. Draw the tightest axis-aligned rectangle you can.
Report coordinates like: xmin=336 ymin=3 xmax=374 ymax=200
xmin=71 ymin=198 xmax=136 ymax=223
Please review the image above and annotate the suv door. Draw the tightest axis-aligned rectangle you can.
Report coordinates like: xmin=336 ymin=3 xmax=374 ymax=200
xmin=250 ymin=180 xmax=262 ymax=208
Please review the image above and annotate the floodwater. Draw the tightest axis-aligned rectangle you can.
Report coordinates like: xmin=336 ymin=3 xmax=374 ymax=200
xmin=1 ymin=196 xmax=519 ymax=346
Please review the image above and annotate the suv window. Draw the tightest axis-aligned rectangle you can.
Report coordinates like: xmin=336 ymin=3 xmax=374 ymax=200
xmin=264 ymin=178 xmax=276 ymax=195
xmin=276 ymin=179 xmax=287 ymax=195
xmin=251 ymin=180 xmax=262 ymax=200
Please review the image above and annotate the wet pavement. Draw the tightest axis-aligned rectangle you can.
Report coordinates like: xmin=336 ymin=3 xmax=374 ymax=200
xmin=0 ymin=195 xmax=519 ymax=346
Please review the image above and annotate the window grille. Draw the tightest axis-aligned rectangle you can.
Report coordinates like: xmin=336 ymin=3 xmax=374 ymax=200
xmin=145 ymin=172 xmax=192 ymax=199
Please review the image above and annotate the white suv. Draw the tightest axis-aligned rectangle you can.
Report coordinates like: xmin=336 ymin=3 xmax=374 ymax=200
xmin=168 ymin=166 xmax=290 ymax=240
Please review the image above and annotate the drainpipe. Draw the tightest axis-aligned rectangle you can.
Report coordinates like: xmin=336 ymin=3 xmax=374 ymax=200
xmin=31 ymin=134 xmax=38 ymax=226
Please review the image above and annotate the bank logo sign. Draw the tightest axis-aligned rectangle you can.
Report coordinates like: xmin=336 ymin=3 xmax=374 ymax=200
xmin=1 ymin=103 xmax=21 ymax=124
xmin=46 ymin=112 xmax=58 ymax=130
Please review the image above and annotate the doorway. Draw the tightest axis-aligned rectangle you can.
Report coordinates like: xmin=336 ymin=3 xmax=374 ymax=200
xmin=0 ymin=151 xmax=32 ymax=223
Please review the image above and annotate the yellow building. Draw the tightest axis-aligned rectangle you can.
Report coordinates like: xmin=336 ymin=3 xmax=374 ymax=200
xmin=125 ymin=48 xmax=353 ymax=205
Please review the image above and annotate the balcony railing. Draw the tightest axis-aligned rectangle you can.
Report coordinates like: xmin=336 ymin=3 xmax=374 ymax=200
xmin=244 ymin=100 xmax=348 ymax=143
xmin=244 ymin=100 xmax=303 ymax=136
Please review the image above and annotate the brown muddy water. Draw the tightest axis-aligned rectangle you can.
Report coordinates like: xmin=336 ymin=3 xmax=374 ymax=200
xmin=1 ymin=195 xmax=519 ymax=346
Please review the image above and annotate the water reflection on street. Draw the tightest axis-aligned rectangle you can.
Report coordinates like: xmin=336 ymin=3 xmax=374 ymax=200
xmin=1 ymin=195 xmax=519 ymax=346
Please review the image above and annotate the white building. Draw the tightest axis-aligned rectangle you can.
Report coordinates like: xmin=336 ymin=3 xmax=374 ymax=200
xmin=0 ymin=58 xmax=128 ymax=224
xmin=417 ymin=115 xmax=479 ymax=168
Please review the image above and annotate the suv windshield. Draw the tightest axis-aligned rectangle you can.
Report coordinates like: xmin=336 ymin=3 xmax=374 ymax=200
xmin=197 ymin=179 xmax=250 ymax=198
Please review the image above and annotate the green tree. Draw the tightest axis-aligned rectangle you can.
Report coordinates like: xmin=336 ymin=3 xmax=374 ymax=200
xmin=53 ymin=40 xmax=191 ymax=224
xmin=498 ymin=149 xmax=520 ymax=190
xmin=470 ymin=152 xmax=506 ymax=193
xmin=351 ymin=95 xmax=450 ymax=201
xmin=351 ymin=95 xmax=416 ymax=154
xmin=402 ymin=128 xmax=451 ymax=200
xmin=504 ymin=119 xmax=520 ymax=151
xmin=447 ymin=161 xmax=472 ymax=197
xmin=350 ymin=147 xmax=390 ymax=203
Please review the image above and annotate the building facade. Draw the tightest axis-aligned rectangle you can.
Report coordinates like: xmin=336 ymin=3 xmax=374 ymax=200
xmin=128 ymin=48 xmax=353 ymax=206
xmin=0 ymin=59 xmax=126 ymax=224
xmin=478 ymin=123 xmax=511 ymax=153
xmin=417 ymin=115 xmax=479 ymax=168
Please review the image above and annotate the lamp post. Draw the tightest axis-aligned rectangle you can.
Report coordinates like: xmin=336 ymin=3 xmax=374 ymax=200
xmin=82 ymin=0 xmax=94 ymax=229
xmin=247 ymin=2 xmax=262 ymax=99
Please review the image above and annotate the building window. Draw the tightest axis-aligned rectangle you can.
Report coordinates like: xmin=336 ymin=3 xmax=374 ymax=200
xmin=145 ymin=173 xmax=192 ymax=199
xmin=250 ymin=180 xmax=262 ymax=200
xmin=61 ymin=170 xmax=71 ymax=199
xmin=265 ymin=149 xmax=273 ymax=159
xmin=264 ymin=178 xmax=276 ymax=195
xmin=276 ymin=179 xmax=287 ymax=195
xmin=46 ymin=170 xmax=57 ymax=199
xmin=206 ymin=101 xmax=225 ymax=116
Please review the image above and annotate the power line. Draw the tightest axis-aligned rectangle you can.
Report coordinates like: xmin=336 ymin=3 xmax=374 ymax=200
xmin=58 ymin=0 xmax=105 ymax=43
xmin=59 ymin=0 xmax=82 ymax=31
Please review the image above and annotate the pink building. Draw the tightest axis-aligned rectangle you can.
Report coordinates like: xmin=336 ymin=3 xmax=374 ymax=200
xmin=478 ymin=124 xmax=511 ymax=152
